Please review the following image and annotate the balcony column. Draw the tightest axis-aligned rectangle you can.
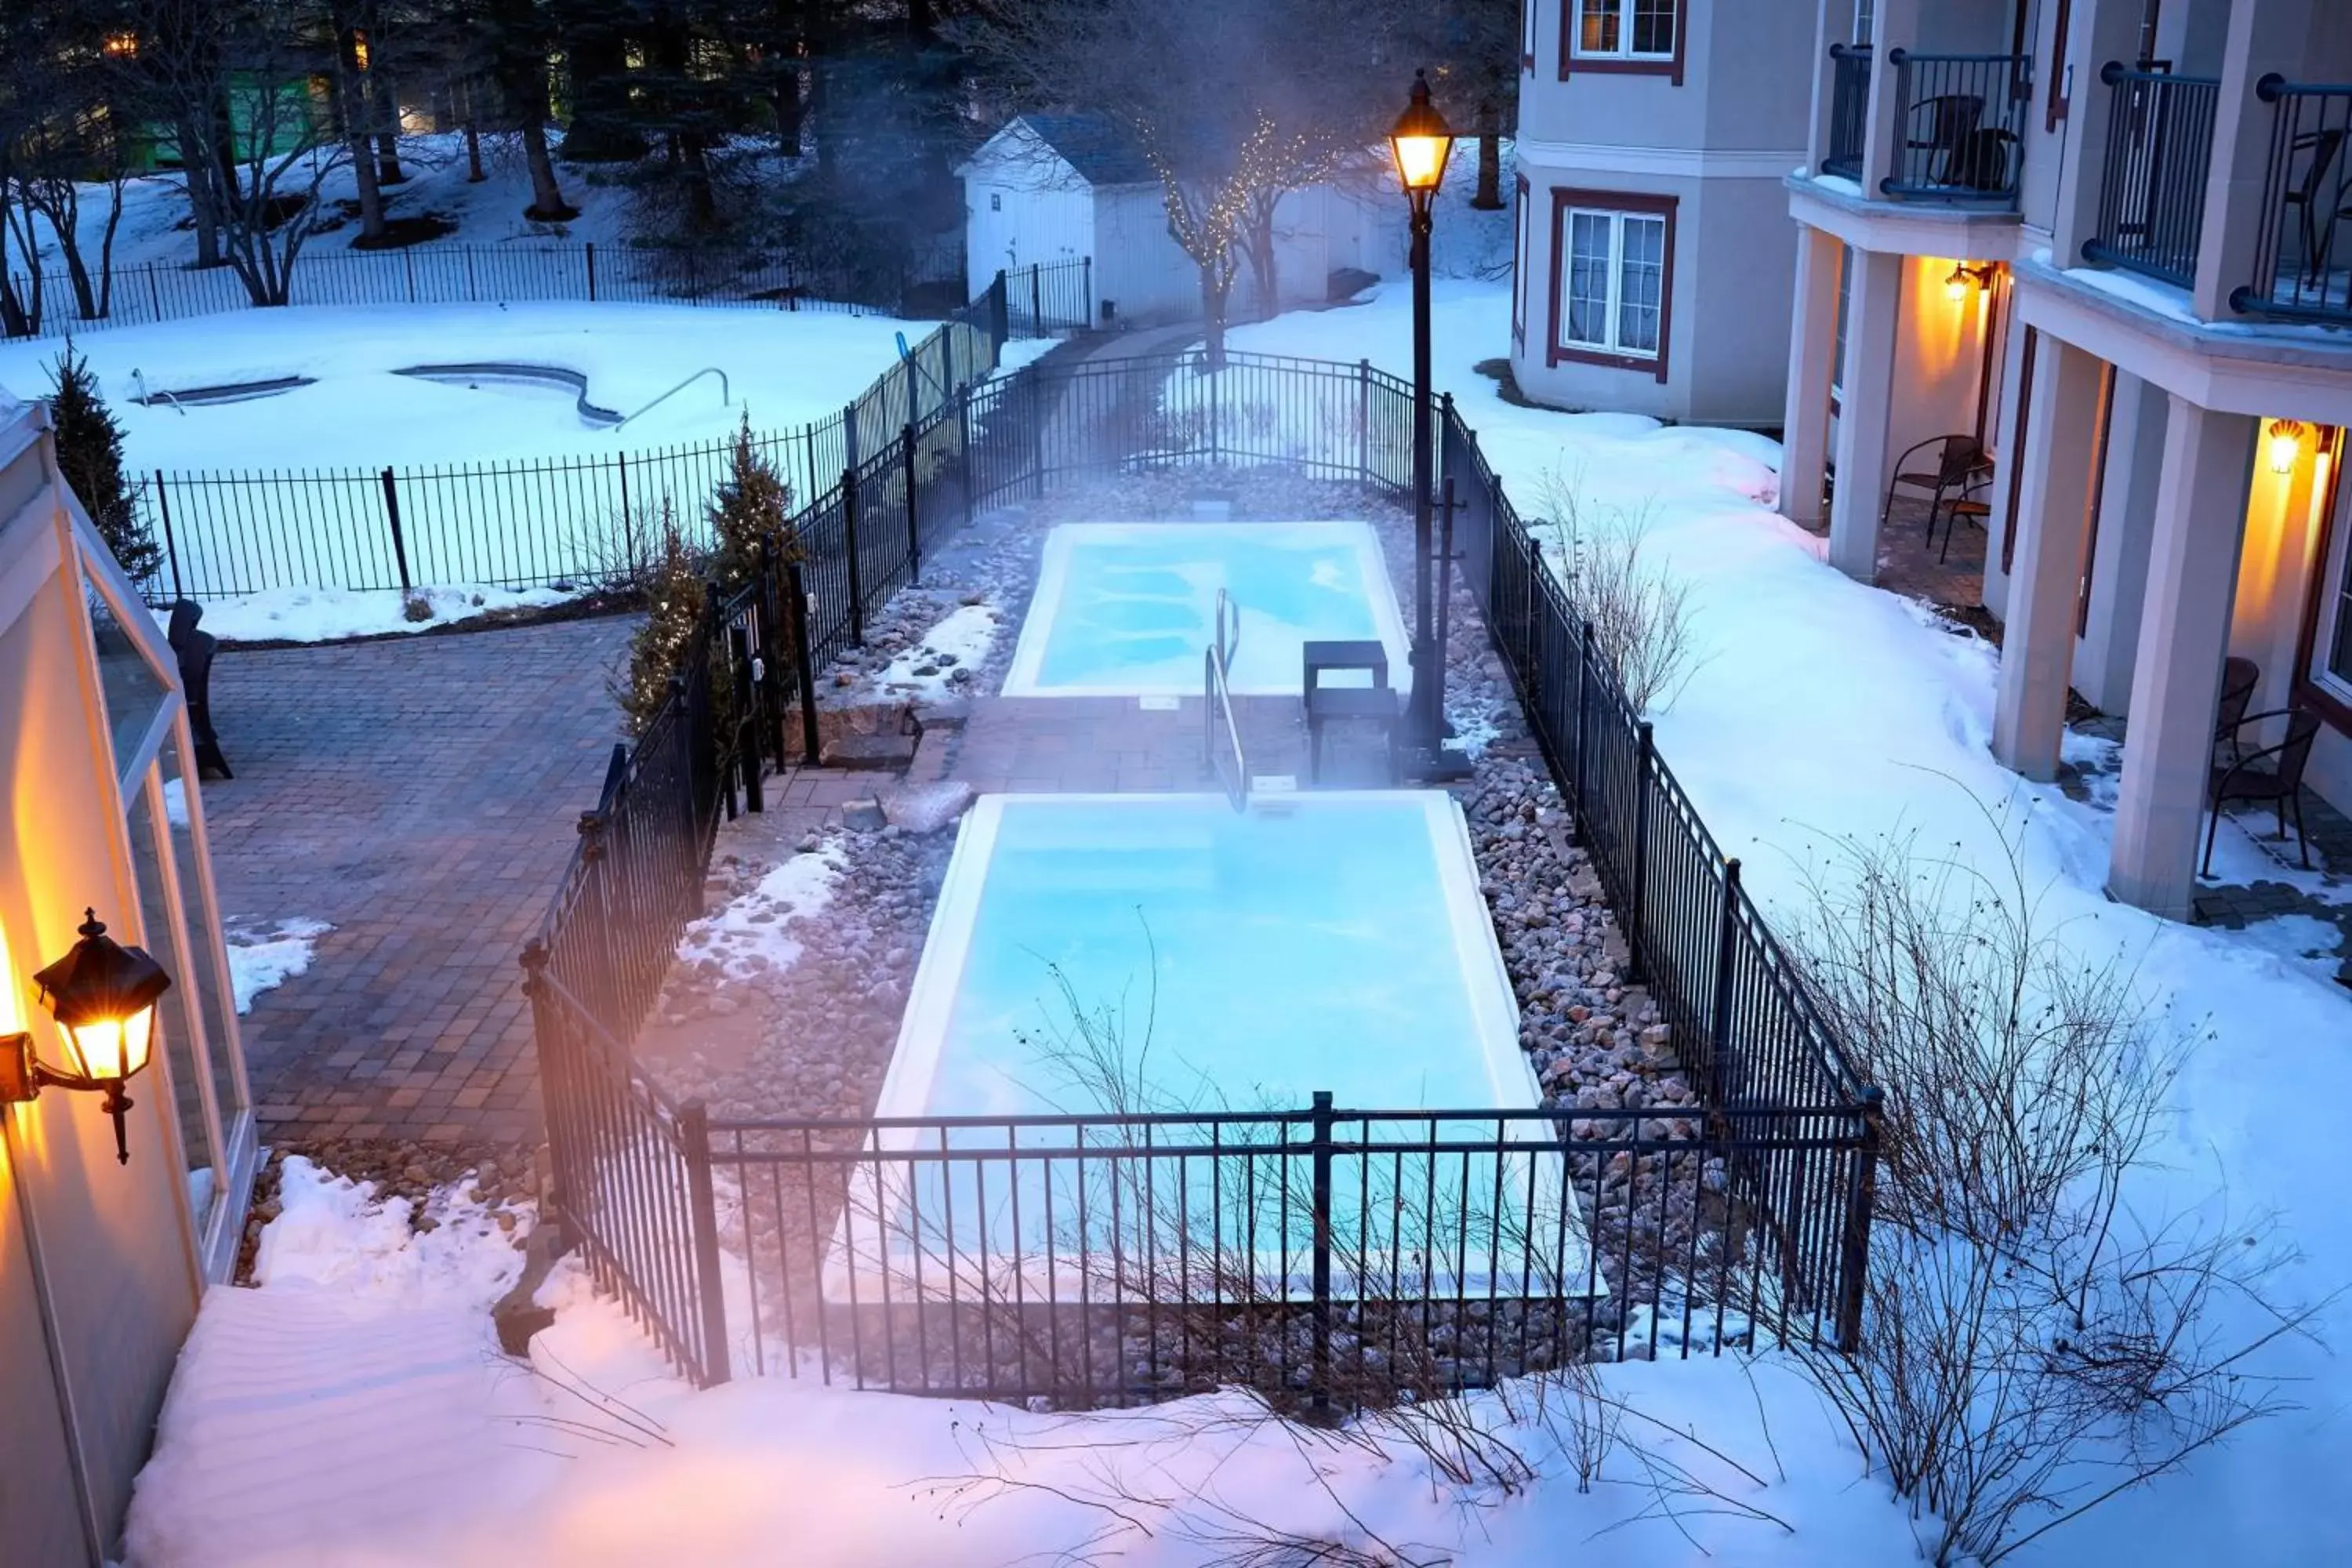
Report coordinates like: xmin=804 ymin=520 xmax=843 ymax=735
xmin=1827 ymin=247 xmax=1901 ymax=579
xmin=2194 ymin=0 xmax=2319 ymax=318
xmin=1803 ymin=0 xmax=1839 ymax=174
xmin=2107 ymin=402 xmax=2257 ymax=919
xmin=2073 ymin=374 xmax=2168 ymax=715
xmin=1857 ymin=0 xmax=1921 ymax=195
xmin=2050 ymin=0 xmax=2162 ymax=265
xmin=1779 ymin=223 xmax=1841 ymax=528
xmin=1991 ymin=339 xmax=2104 ymax=781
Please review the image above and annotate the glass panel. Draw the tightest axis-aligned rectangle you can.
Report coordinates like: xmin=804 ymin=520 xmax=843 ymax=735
xmin=129 ymin=769 xmax=220 ymax=1232
xmin=1580 ymin=0 xmax=1620 ymax=55
xmin=84 ymin=571 xmax=172 ymax=774
xmin=1632 ymin=0 xmax=1675 ymax=56
xmin=160 ymin=739 xmax=246 ymax=1135
xmin=1566 ymin=212 xmax=1613 ymax=347
xmin=1617 ymin=215 xmax=1666 ymax=355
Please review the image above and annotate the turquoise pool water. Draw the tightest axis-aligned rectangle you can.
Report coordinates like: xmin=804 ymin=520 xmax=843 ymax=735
xmin=1002 ymin=521 xmax=1412 ymax=696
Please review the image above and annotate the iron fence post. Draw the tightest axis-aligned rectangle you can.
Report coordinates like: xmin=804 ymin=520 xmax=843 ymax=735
xmin=902 ymin=423 xmax=920 ymax=585
xmin=729 ymin=621 xmax=762 ymax=814
xmin=151 ymin=470 xmax=183 ymax=601
xmin=990 ymin=270 xmax=1009 ymax=351
xmin=1571 ymin=622 xmax=1594 ymax=841
xmin=1708 ymin=858 xmax=1741 ymax=1105
xmin=843 ymin=400 xmax=860 ymax=474
xmin=575 ymin=809 xmax=614 ymax=1032
xmin=1435 ymin=473 xmax=1457 ymax=738
xmin=1083 ymin=256 xmax=1094 ymax=326
xmin=783 ymin=556 xmax=822 ymax=766
xmin=1628 ymin=721 xmax=1653 ymax=985
xmin=1029 ymin=265 xmax=1043 ymax=336
xmin=1308 ymin=1090 xmax=1334 ymax=1417
xmin=1027 ymin=370 xmax=1045 ymax=499
xmin=1356 ymin=359 xmax=1371 ymax=483
xmin=1836 ymin=1087 xmax=1884 ymax=1352
xmin=956 ymin=386 xmax=975 ymax=526
xmin=378 ymin=466 xmax=414 ymax=595
xmin=757 ymin=540 xmax=787 ymax=764
xmin=145 ymin=264 xmax=162 ymax=321
xmin=585 ymin=241 xmax=597 ymax=301
xmin=517 ymin=937 xmax=569 ymax=1252
xmin=678 ymin=1100 xmax=735 ymax=1386
xmin=841 ymin=466 xmax=865 ymax=644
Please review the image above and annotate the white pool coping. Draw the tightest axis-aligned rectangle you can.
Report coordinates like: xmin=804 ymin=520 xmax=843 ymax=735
xmin=1000 ymin=520 xmax=1415 ymax=699
xmin=820 ymin=792 xmax=1596 ymax=1305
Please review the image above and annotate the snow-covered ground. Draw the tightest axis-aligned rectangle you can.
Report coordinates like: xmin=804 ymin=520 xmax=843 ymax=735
xmin=0 ymin=302 xmax=934 ymax=473
xmin=1218 ymin=281 xmax=2352 ymax=1568
xmin=223 ymin=918 xmax=332 ymax=1013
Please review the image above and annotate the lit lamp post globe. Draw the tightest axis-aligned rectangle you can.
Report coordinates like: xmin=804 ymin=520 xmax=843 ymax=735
xmin=1389 ymin=70 xmax=1454 ymax=773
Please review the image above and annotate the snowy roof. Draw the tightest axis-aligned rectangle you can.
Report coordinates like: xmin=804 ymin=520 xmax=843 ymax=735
xmin=997 ymin=114 xmax=1156 ymax=187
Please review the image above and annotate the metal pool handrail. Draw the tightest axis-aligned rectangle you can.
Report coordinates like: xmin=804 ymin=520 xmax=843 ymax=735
xmin=615 ymin=365 xmax=730 ymax=432
xmin=1204 ymin=588 xmax=1247 ymax=812
xmin=132 ymin=369 xmax=189 ymax=417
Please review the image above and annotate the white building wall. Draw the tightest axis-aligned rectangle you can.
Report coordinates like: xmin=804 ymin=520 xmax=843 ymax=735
xmin=960 ymin=129 xmax=1097 ymax=300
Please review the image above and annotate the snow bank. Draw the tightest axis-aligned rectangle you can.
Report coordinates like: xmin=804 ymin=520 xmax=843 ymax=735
xmin=157 ymin=583 xmax=583 ymax=644
xmin=676 ymin=847 xmax=844 ymax=982
xmin=224 ymin=918 xmax=331 ymax=1013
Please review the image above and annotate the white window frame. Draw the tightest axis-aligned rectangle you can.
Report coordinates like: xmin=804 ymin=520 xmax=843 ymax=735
xmin=1571 ymin=0 xmax=1679 ymax=63
xmin=1523 ymin=0 xmax=1538 ymax=64
xmin=1556 ymin=204 xmax=1668 ymax=364
xmin=2316 ymin=456 xmax=2352 ymax=704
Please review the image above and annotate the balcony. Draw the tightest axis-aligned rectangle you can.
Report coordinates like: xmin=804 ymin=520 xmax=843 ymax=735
xmin=2232 ymin=77 xmax=2352 ymax=324
xmin=1820 ymin=45 xmax=2030 ymax=207
xmin=2082 ymin=64 xmax=2222 ymax=291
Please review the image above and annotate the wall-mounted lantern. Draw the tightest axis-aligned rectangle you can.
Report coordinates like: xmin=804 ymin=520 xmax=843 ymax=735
xmin=2267 ymin=419 xmax=2307 ymax=476
xmin=1 ymin=912 xmax=172 ymax=1165
xmin=1944 ymin=262 xmax=1996 ymax=304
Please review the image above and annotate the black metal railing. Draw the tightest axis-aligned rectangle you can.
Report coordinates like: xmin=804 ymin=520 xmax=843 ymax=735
xmin=0 ymin=242 xmax=902 ymax=343
xmin=2084 ymin=63 xmax=2222 ymax=289
xmin=1823 ymin=44 xmax=1873 ymax=181
xmin=1883 ymin=50 xmax=2031 ymax=201
xmin=2234 ymin=75 xmax=2352 ymax=321
xmin=1003 ymin=257 xmax=1094 ymax=336
xmin=124 ymin=270 xmax=1048 ymax=604
xmin=523 ymin=347 xmax=1882 ymax=1398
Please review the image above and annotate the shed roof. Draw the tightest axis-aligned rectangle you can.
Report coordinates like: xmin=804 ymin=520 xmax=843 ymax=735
xmin=971 ymin=113 xmax=1156 ymax=187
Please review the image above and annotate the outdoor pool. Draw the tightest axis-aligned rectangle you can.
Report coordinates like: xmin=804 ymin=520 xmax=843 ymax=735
xmin=1000 ymin=521 xmax=1412 ymax=697
xmin=822 ymin=793 xmax=1586 ymax=1304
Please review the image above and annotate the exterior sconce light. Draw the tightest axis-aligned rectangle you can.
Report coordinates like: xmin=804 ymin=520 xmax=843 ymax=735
xmin=1945 ymin=262 xmax=1995 ymax=304
xmin=1388 ymin=69 xmax=1456 ymax=218
xmin=2267 ymin=419 xmax=2307 ymax=475
xmin=1 ymin=912 xmax=172 ymax=1166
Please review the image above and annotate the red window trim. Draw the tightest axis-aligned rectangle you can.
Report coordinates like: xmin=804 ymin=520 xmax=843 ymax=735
xmin=1559 ymin=0 xmax=1688 ymax=88
xmin=2002 ymin=326 xmax=2040 ymax=575
xmin=2293 ymin=426 xmax=2352 ymax=737
xmin=2045 ymin=0 xmax=2074 ymax=132
xmin=1511 ymin=173 xmax=1531 ymax=347
xmin=1546 ymin=187 xmax=1678 ymax=384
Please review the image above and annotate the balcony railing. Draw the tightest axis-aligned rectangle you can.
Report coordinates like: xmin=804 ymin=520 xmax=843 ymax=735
xmin=2083 ymin=63 xmax=2221 ymax=289
xmin=1882 ymin=51 xmax=2032 ymax=204
xmin=2234 ymin=75 xmax=2352 ymax=322
xmin=1823 ymin=45 xmax=1871 ymax=181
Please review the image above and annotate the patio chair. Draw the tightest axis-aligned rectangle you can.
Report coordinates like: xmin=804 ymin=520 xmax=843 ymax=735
xmin=1302 ymin=639 xmax=1399 ymax=785
xmin=1885 ymin=434 xmax=1991 ymax=543
xmin=1904 ymin=94 xmax=1985 ymax=187
xmin=1933 ymin=471 xmax=1995 ymax=564
xmin=2214 ymin=656 xmax=2259 ymax=762
xmin=2202 ymin=706 xmax=2321 ymax=875
xmin=2281 ymin=128 xmax=2347 ymax=285
xmin=165 ymin=599 xmax=234 ymax=780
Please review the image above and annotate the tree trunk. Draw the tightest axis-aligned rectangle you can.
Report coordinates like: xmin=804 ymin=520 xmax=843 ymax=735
xmin=463 ymin=85 xmax=486 ymax=181
xmin=773 ymin=60 xmax=803 ymax=157
xmin=176 ymin=117 xmax=224 ymax=267
xmin=519 ymin=119 xmax=574 ymax=220
xmin=376 ymin=129 xmax=405 ymax=186
xmin=1472 ymin=124 xmax=1504 ymax=211
xmin=1200 ymin=260 xmax=1230 ymax=372
xmin=350 ymin=130 xmax=387 ymax=242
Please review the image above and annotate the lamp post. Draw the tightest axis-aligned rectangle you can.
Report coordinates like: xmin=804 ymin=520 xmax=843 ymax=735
xmin=1390 ymin=70 xmax=1454 ymax=773
xmin=1 ymin=910 xmax=172 ymax=1165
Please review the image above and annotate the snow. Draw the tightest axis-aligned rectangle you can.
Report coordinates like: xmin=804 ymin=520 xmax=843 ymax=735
xmin=868 ymin=602 xmax=1002 ymax=699
xmin=676 ymin=847 xmax=844 ymax=982
xmin=1221 ymin=281 xmax=2352 ymax=1568
xmin=128 ymin=1152 xmax=1922 ymax=1567
xmin=2234 ymin=914 xmax=2347 ymax=980
xmin=154 ymin=583 xmax=584 ymax=644
xmin=224 ymin=918 xmax=331 ymax=1013
xmin=0 ymin=302 xmax=933 ymax=474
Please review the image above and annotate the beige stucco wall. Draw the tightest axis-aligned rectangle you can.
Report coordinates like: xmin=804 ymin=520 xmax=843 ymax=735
xmin=0 ymin=421 xmax=204 ymax=1564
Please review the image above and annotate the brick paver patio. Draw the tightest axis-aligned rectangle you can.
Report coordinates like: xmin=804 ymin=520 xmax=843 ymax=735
xmin=201 ymin=615 xmax=634 ymax=1145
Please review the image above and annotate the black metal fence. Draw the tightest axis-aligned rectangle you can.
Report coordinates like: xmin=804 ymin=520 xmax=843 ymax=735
xmin=2084 ymin=64 xmax=2222 ymax=289
xmin=2 ymin=242 xmax=898 ymax=343
xmin=1883 ymin=51 xmax=2032 ymax=202
xmin=1823 ymin=45 xmax=1873 ymax=182
xmin=524 ymin=346 xmax=1882 ymax=1399
xmin=1001 ymin=257 xmax=1095 ymax=336
xmin=2234 ymin=75 xmax=2352 ymax=322
xmin=131 ymin=274 xmax=1019 ymax=603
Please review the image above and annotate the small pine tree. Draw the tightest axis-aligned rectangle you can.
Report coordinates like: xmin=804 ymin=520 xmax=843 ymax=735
xmin=707 ymin=412 xmax=796 ymax=593
xmin=48 ymin=350 xmax=162 ymax=587
xmin=618 ymin=505 xmax=710 ymax=735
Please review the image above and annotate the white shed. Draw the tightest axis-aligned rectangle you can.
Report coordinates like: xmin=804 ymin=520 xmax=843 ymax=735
xmin=959 ymin=114 xmax=1406 ymax=328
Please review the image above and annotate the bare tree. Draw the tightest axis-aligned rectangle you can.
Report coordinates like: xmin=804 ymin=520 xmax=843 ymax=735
xmin=1534 ymin=472 xmax=1702 ymax=717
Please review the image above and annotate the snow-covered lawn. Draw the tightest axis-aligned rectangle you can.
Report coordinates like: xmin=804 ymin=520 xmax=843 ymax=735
xmin=1223 ymin=281 xmax=2352 ymax=1567
xmin=0 ymin=302 xmax=935 ymax=474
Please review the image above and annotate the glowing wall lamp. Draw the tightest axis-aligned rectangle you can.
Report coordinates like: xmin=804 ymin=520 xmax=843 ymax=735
xmin=1944 ymin=262 xmax=1995 ymax=304
xmin=1 ymin=912 xmax=172 ymax=1165
xmin=2267 ymin=419 xmax=2307 ymax=475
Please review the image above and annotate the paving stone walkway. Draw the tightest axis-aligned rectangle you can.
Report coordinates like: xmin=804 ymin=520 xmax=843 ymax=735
xmin=201 ymin=615 xmax=634 ymax=1145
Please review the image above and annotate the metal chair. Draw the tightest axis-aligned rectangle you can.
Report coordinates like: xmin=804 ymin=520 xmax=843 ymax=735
xmin=1885 ymin=434 xmax=1992 ymax=545
xmin=2214 ymin=656 xmax=2259 ymax=762
xmin=2281 ymin=128 xmax=2347 ymax=285
xmin=165 ymin=599 xmax=234 ymax=780
xmin=2202 ymin=706 xmax=2321 ymax=875
xmin=1904 ymin=94 xmax=1986 ymax=187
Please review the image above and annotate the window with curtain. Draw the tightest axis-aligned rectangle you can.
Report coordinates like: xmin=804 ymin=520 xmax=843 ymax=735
xmin=1574 ymin=0 xmax=1677 ymax=60
xmin=1559 ymin=205 xmax=1668 ymax=360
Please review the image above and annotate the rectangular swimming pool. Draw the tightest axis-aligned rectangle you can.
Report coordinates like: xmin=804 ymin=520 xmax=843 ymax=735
xmin=1000 ymin=521 xmax=1412 ymax=697
xmin=823 ymin=793 xmax=1590 ymax=1305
